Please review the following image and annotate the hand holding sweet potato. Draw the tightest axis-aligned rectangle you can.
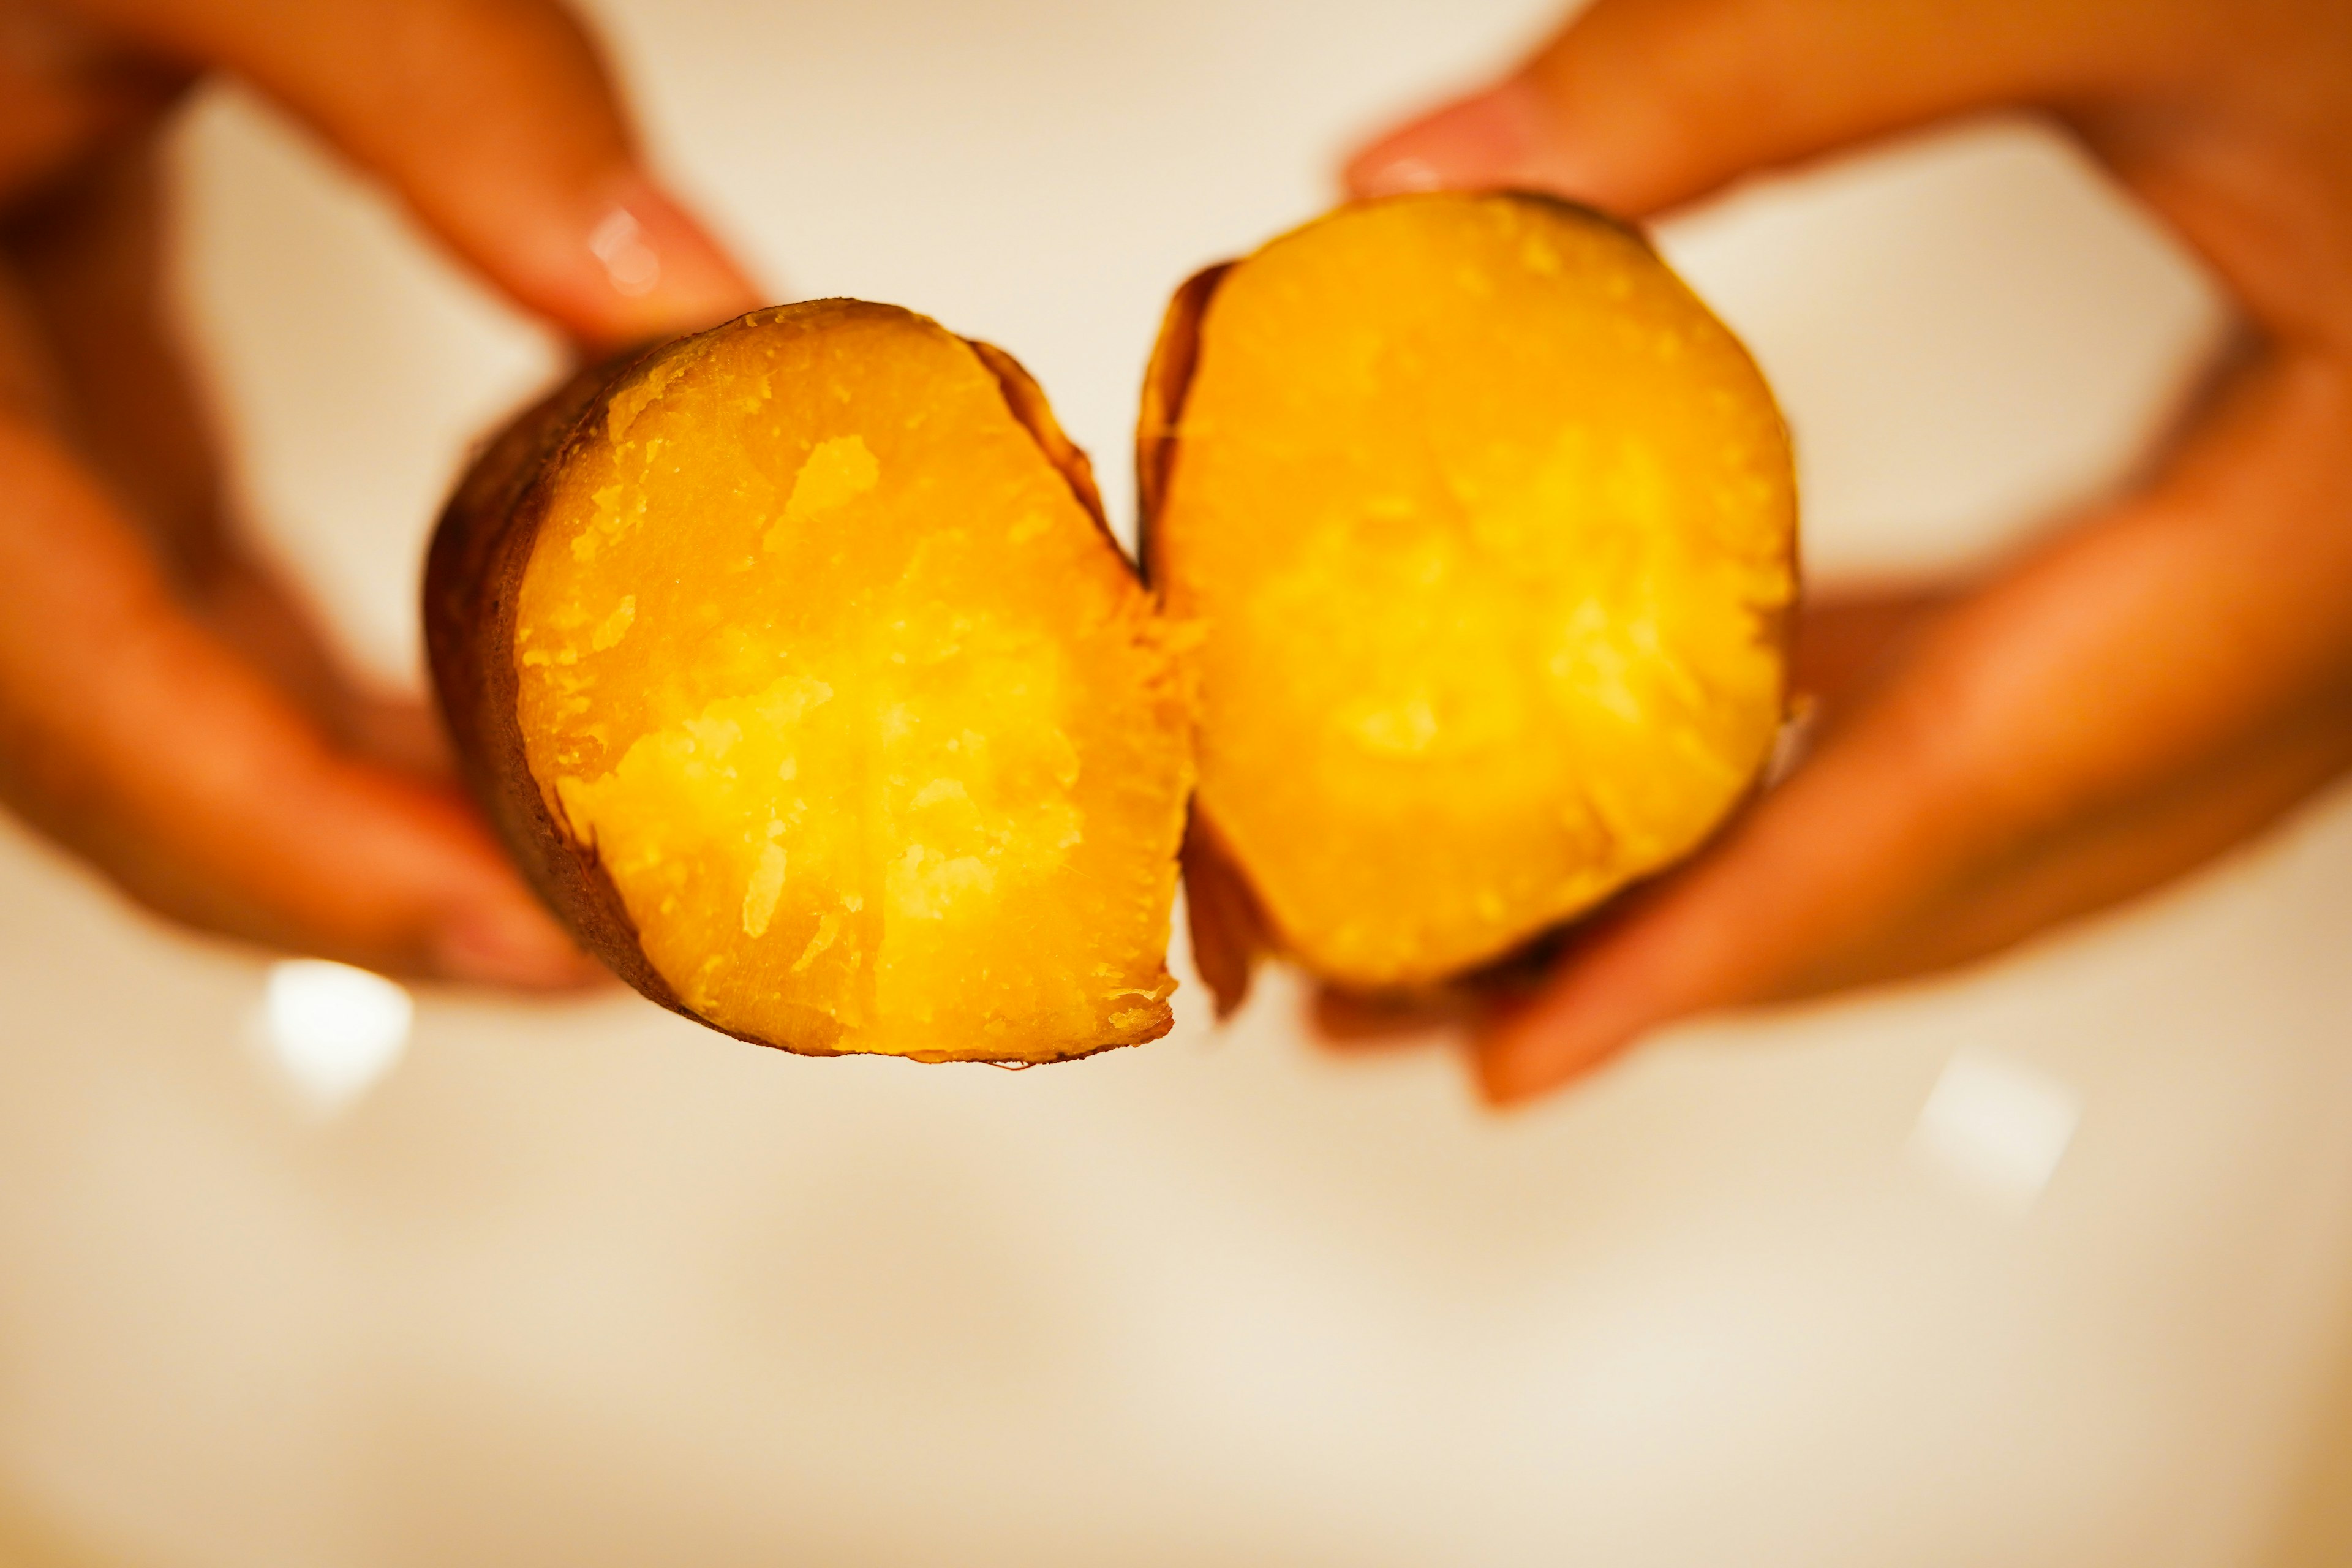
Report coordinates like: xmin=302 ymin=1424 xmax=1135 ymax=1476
xmin=0 ymin=0 xmax=753 ymax=982
xmin=1348 ymin=0 xmax=2352 ymax=1102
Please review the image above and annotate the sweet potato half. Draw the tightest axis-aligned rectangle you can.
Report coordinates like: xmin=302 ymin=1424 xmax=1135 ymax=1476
xmin=1140 ymin=192 xmax=1798 ymax=1008
xmin=425 ymin=301 xmax=1193 ymax=1062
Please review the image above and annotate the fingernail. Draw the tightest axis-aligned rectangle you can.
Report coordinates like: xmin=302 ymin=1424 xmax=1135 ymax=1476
xmin=432 ymin=900 xmax=606 ymax=990
xmin=1346 ymin=78 xmax=1553 ymax=198
xmin=576 ymin=171 xmax=763 ymax=344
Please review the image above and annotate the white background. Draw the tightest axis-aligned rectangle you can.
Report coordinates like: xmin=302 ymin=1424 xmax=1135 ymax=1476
xmin=4 ymin=1 xmax=2352 ymax=1564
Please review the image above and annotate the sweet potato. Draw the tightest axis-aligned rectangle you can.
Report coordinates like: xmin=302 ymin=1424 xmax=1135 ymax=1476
xmin=1140 ymin=193 xmax=1798 ymax=1009
xmin=425 ymin=301 xmax=1193 ymax=1062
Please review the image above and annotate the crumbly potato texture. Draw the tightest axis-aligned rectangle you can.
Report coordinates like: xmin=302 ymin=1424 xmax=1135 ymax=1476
xmin=1147 ymin=193 xmax=1797 ymax=992
xmin=500 ymin=302 xmax=1191 ymax=1061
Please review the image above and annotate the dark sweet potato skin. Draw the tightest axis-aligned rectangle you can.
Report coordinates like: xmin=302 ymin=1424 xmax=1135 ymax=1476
xmin=1137 ymin=265 xmax=1272 ymax=1019
xmin=423 ymin=309 xmax=1142 ymax=1055
xmin=1136 ymin=261 xmax=1231 ymax=584
xmin=967 ymin=339 xmax=1117 ymax=544
xmin=1173 ymin=807 xmax=1272 ymax=1019
xmin=423 ymin=342 xmax=700 ymax=1023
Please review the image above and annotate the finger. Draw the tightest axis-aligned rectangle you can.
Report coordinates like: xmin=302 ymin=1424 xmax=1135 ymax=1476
xmin=1310 ymin=921 xmax=1584 ymax=1050
xmin=0 ymin=410 xmax=599 ymax=986
xmin=184 ymin=544 xmax=459 ymax=778
xmin=0 ymin=3 xmax=189 ymax=207
xmin=1474 ymin=345 xmax=2352 ymax=1103
xmin=1823 ymin=679 xmax=2352 ymax=985
xmin=1343 ymin=0 xmax=2207 ymax=216
xmin=2 ymin=132 xmax=450 ymax=778
xmin=1311 ymin=984 xmax=1479 ymax=1049
xmin=4 ymin=126 xmax=223 ymax=559
xmin=1300 ymin=591 xmax=1948 ymax=1057
xmin=1303 ymin=594 xmax=1956 ymax=1055
xmin=1790 ymin=585 xmax=1958 ymax=714
xmin=67 ymin=0 xmax=758 ymax=343
xmin=1345 ymin=1 xmax=2352 ymax=394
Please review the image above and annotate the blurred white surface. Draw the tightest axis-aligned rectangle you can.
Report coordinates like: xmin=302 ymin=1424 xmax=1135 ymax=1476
xmin=1 ymin=2 xmax=2348 ymax=1566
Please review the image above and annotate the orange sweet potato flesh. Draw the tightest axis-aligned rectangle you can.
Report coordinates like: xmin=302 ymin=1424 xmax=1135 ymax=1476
xmin=1141 ymin=193 xmax=1798 ymax=1008
xmin=426 ymin=301 xmax=1193 ymax=1062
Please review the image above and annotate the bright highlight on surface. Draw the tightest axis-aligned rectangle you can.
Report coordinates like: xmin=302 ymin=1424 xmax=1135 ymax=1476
xmin=1910 ymin=1050 xmax=2082 ymax=1210
xmin=261 ymin=959 xmax=413 ymax=1114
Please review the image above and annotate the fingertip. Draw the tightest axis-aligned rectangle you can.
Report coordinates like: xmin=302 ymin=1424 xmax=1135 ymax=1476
xmin=1469 ymin=1036 xmax=1555 ymax=1109
xmin=1311 ymin=984 xmax=1452 ymax=1046
xmin=429 ymin=895 xmax=608 ymax=992
xmin=566 ymin=171 xmax=764 ymax=347
xmin=1342 ymin=78 xmax=1559 ymax=200
xmin=1469 ymin=997 xmax=1628 ymax=1107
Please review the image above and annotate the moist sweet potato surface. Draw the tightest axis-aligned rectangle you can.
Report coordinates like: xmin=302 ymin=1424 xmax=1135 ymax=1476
xmin=428 ymin=301 xmax=1192 ymax=1063
xmin=1143 ymin=193 xmax=1798 ymax=1000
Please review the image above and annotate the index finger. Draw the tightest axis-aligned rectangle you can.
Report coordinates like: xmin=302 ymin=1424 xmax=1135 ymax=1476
xmin=1345 ymin=0 xmax=2216 ymax=217
xmin=1474 ymin=345 xmax=2352 ymax=1103
xmin=69 ymin=0 xmax=758 ymax=342
xmin=0 ymin=409 xmax=601 ymax=984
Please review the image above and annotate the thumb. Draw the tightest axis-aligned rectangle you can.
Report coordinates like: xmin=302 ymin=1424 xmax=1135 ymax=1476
xmin=0 ymin=412 xmax=600 ymax=986
xmin=78 ymin=0 xmax=758 ymax=343
xmin=1343 ymin=0 xmax=2198 ymax=216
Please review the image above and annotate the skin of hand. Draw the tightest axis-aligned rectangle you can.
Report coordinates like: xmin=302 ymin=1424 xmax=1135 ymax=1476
xmin=0 ymin=0 xmax=758 ymax=986
xmin=1337 ymin=0 xmax=2352 ymax=1104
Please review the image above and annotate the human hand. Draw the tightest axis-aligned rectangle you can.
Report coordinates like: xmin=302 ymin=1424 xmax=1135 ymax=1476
xmin=1337 ymin=0 xmax=2352 ymax=1102
xmin=0 ymin=0 xmax=756 ymax=984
